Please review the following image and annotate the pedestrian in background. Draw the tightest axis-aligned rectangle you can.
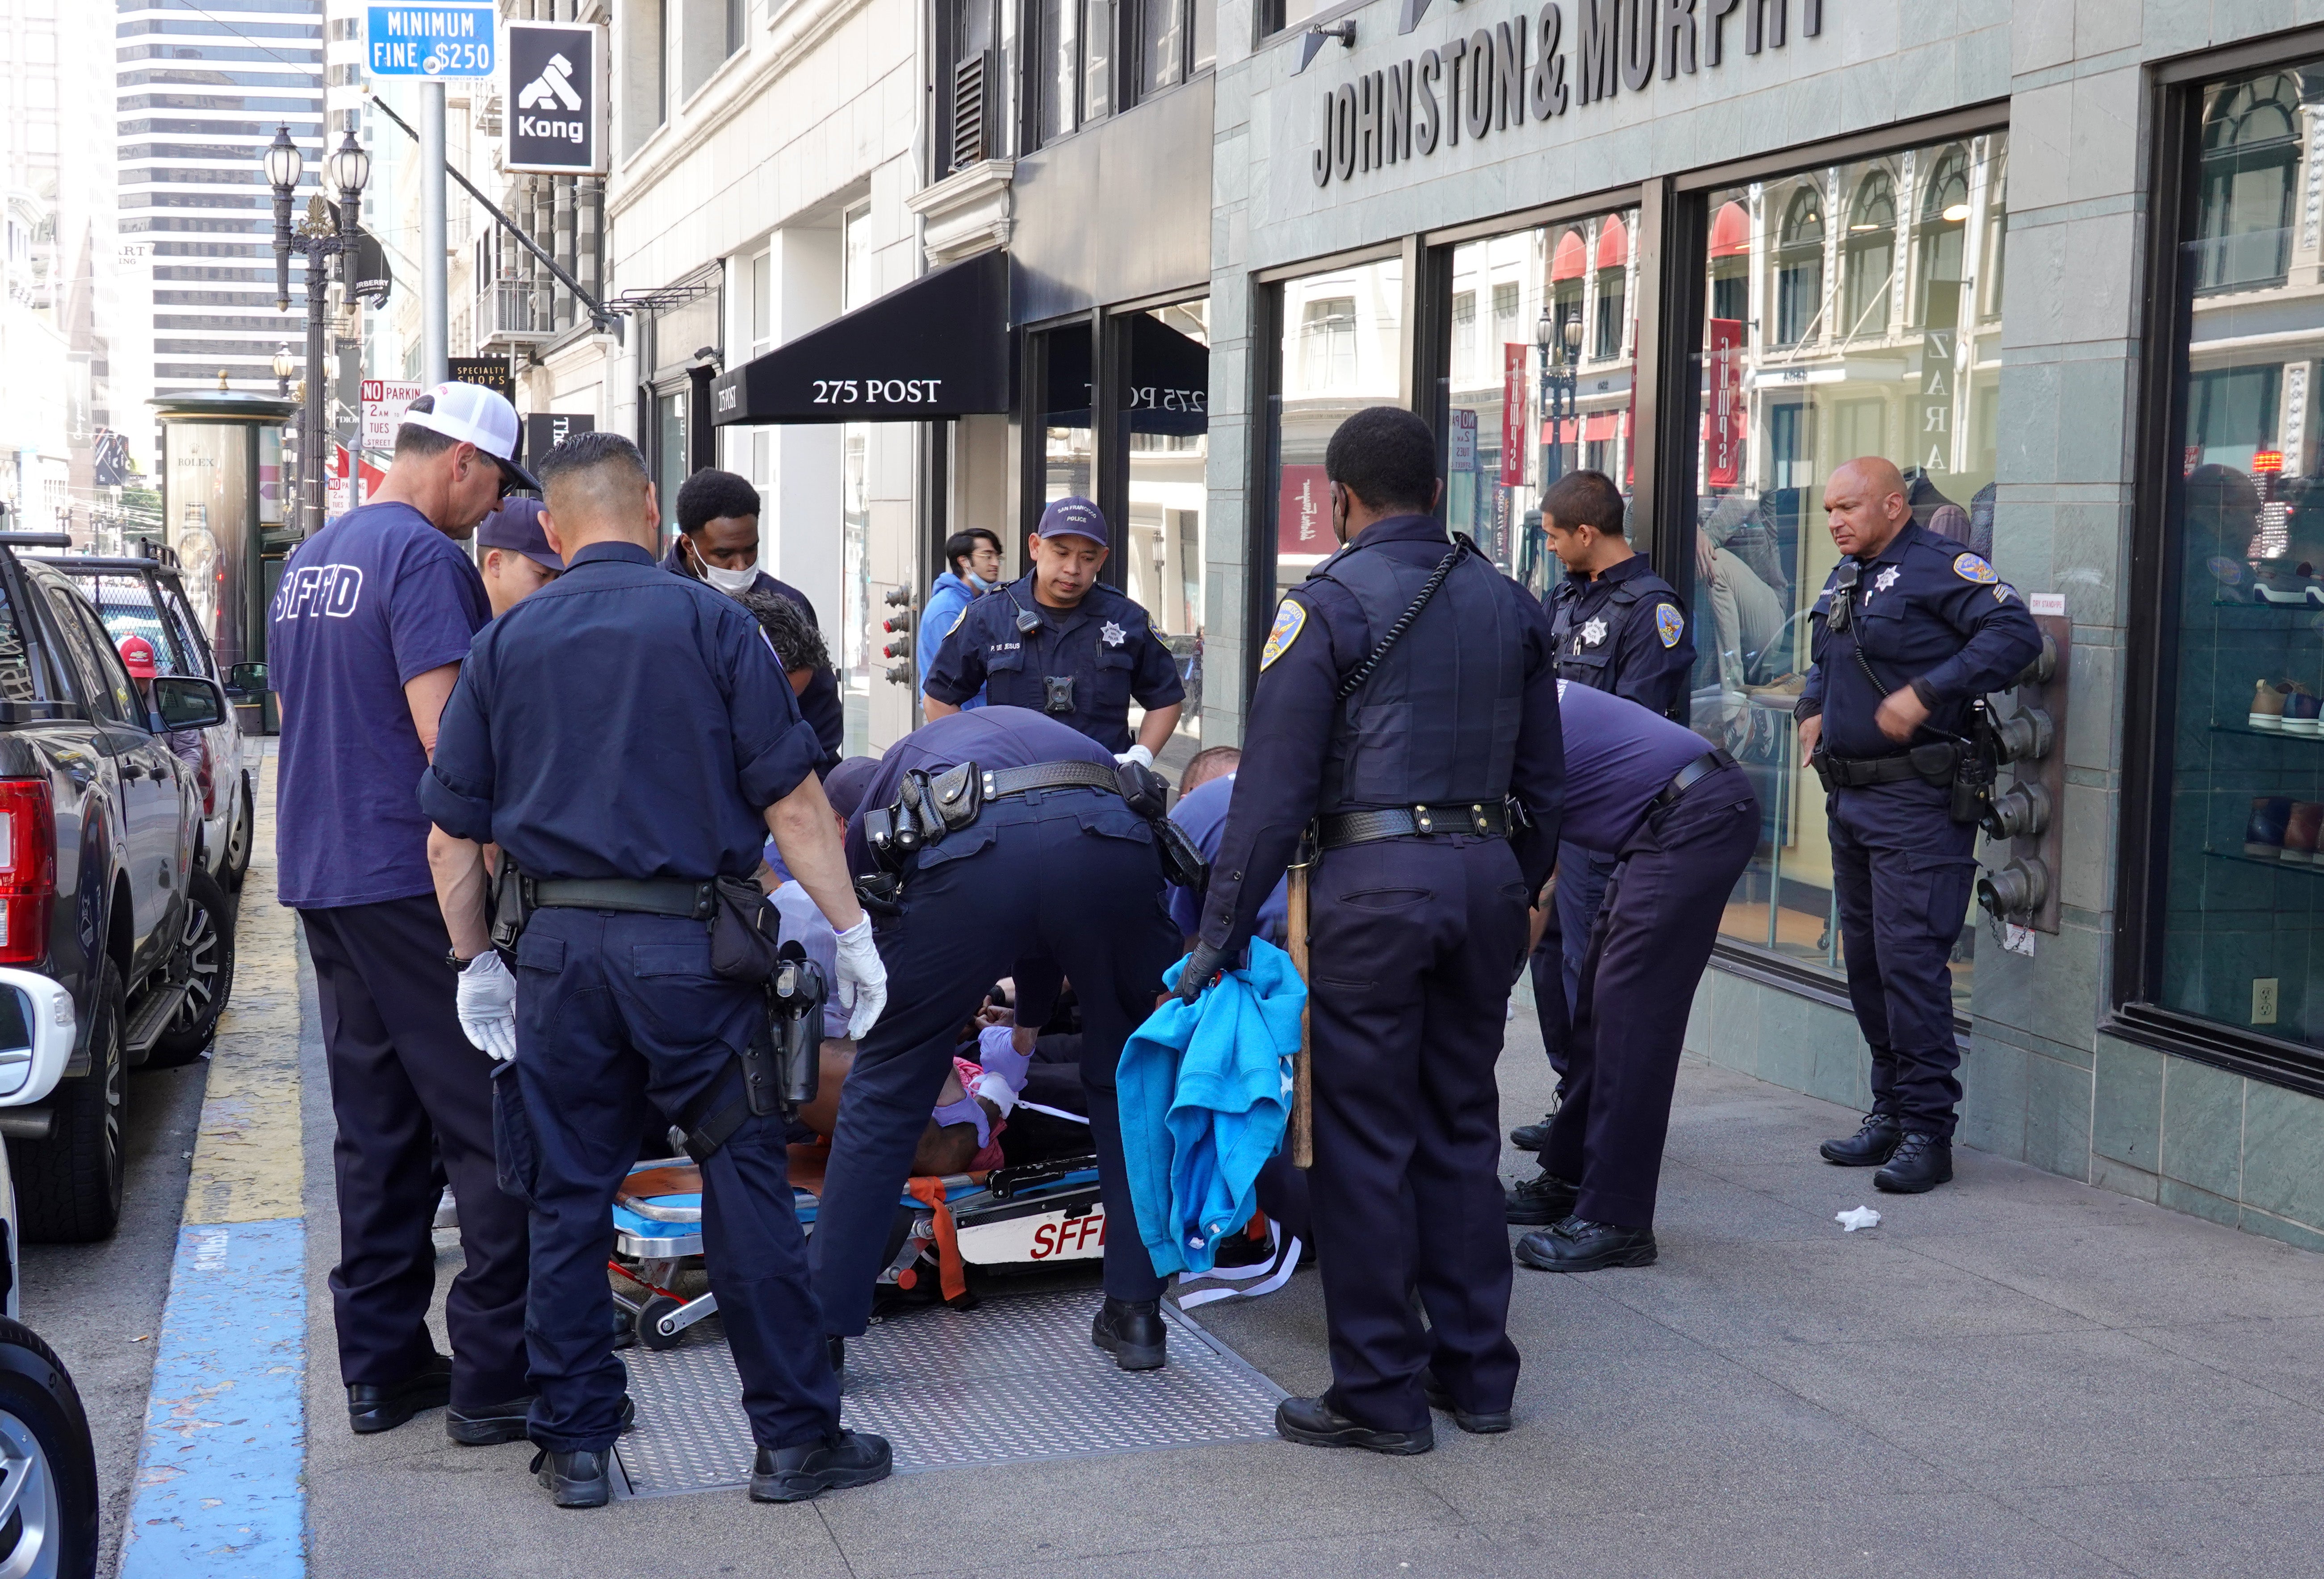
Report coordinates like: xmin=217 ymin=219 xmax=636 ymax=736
xmin=919 ymin=526 xmax=1001 ymax=708
xmin=475 ymin=495 xmax=565 ymax=617
xmin=921 ymin=496 xmax=1183 ymax=768
xmin=665 ymin=467 xmax=843 ymax=768
xmin=267 ymin=381 xmax=537 ymax=1444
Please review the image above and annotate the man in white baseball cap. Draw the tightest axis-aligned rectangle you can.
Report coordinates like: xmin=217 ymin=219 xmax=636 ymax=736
xmin=265 ymin=377 xmax=539 ymax=1446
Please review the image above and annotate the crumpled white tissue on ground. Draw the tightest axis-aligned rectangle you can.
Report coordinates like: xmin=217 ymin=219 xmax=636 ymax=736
xmin=1835 ymin=1206 xmax=1882 ymax=1232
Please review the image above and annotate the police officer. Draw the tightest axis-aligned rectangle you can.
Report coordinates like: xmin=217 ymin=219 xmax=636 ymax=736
xmin=808 ymin=705 xmax=1183 ymax=1373
xmin=1183 ymin=406 xmax=1563 ymax=1454
xmin=1796 ymin=457 xmax=2040 ymax=1193
xmin=1510 ymin=682 xmax=1758 ymax=1271
xmin=419 ymin=432 xmax=893 ymax=1509
xmin=1508 ymin=470 xmax=1694 ymax=1205
xmin=922 ymin=496 xmax=1185 ymax=767
xmin=666 ymin=467 xmax=844 ymax=769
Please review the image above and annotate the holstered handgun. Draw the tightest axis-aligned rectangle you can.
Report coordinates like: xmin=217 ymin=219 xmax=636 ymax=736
xmin=768 ymin=940 xmax=826 ymax=1113
xmin=1950 ymin=701 xmax=2001 ymax=826
xmin=1809 ymin=742 xmax=1836 ymax=795
xmin=489 ymin=855 xmax=529 ymax=956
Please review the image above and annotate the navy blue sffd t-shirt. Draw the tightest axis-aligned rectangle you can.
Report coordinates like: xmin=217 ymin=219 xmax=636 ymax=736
xmin=269 ymin=501 xmax=490 ymax=909
xmin=1553 ymin=680 xmax=1715 ymax=855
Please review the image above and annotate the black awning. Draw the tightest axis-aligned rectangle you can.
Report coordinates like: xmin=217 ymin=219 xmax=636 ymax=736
xmin=710 ymin=249 xmax=1009 ymax=426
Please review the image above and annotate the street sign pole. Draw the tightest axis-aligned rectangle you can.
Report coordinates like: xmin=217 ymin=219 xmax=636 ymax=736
xmin=421 ymin=80 xmax=448 ymax=386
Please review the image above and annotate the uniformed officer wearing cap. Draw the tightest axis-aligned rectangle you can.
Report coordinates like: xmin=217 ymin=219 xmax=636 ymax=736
xmin=808 ymin=705 xmax=1183 ymax=1374
xmin=922 ymin=496 xmax=1185 ymax=768
xmin=419 ymin=431 xmax=894 ymax=1510
xmin=1183 ymin=406 xmax=1563 ymax=1454
xmin=474 ymin=495 xmax=565 ymax=616
xmin=1508 ymin=471 xmax=1693 ymax=1205
xmin=1796 ymin=457 xmax=2039 ymax=1194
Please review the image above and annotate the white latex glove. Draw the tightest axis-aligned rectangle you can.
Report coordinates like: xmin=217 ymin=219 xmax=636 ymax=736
xmin=1114 ymin=742 xmax=1154 ymax=769
xmin=833 ymin=917 xmax=888 ymax=1040
xmin=455 ymin=951 xmax=518 ymax=1064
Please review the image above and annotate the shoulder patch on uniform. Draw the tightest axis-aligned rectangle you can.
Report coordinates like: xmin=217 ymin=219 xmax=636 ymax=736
xmin=1655 ymin=603 xmax=1685 ymax=648
xmin=1259 ymin=599 xmax=1306 ymax=670
xmin=1952 ymin=552 xmax=1998 ymax=584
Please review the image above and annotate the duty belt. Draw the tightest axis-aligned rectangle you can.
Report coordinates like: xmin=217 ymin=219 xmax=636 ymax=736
xmin=1316 ymin=800 xmax=1512 ymax=851
xmin=1650 ymin=748 xmax=1739 ymax=813
xmin=977 ymin=760 xmax=1122 ymax=800
xmin=528 ymin=875 xmax=719 ymax=920
xmin=1817 ymin=751 xmax=1931 ymax=789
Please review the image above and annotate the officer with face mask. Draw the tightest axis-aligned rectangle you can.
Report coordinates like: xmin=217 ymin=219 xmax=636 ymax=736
xmin=665 ymin=468 xmax=843 ymax=769
xmin=919 ymin=528 xmax=1002 ymax=708
xmin=921 ymin=497 xmax=1185 ymax=768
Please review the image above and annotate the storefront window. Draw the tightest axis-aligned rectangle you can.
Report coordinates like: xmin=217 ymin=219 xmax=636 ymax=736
xmin=1444 ymin=207 xmax=1639 ymax=595
xmin=1269 ymin=255 xmax=1402 ymax=601
xmin=2157 ymin=63 xmax=2324 ymax=1048
xmin=841 ymin=424 xmax=871 ymax=757
xmin=1686 ymin=131 xmax=2010 ymax=1006
xmin=1119 ymin=300 xmax=1209 ymax=773
xmin=1034 ymin=325 xmax=1093 ymax=509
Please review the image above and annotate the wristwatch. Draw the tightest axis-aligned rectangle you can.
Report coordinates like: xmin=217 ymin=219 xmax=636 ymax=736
xmin=445 ymin=950 xmax=474 ymax=971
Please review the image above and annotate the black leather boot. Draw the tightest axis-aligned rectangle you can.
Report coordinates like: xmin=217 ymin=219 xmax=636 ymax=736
xmin=1507 ymin=1106 xmax=1559 ymax=1152
xmin=449 ymin=1392 xmax=633 ymax=1446
xmin=1503 ymin=1167 xmax=1579 ymax=1225
xmin=1275 ymin=1395 xmax=1433 ymax=1455
xmin=1873 ymin=1131 xmax=1953 ymax=1194
xmin=1513 ymin=1217 xmax=1658 ymax=1272
xmin=1421 ymin=1371 xmax=1513 ymax=1434
xmin=1819 ymin=1112 xmax=1904 ymax=1167
xmin=531 ymin=1447 xmax=611 ymax=1509
xmin=750 ymin=1430 xmax=894 ymax=1503
xmin=346 ymin=1353 xmax=452 ymax=1434
xmin=1090 ymin=1297 xmax=1167 ymax=1370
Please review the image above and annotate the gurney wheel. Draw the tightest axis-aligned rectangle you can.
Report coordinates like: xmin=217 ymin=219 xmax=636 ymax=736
xmin=636 ymin=1294 xmax=687 ymax=1352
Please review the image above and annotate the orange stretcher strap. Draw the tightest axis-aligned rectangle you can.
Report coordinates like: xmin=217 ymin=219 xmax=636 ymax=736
xmin=904 ymin=1177 xmax=969 ymax=1303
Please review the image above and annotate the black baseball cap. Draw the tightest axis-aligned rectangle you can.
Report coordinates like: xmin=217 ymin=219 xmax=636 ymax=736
xmin=474 ymin=497 xmax=565 ymax=572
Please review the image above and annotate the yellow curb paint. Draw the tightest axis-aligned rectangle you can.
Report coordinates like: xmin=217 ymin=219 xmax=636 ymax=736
xmin=187 ymin=747 xmax=305 ymax=1227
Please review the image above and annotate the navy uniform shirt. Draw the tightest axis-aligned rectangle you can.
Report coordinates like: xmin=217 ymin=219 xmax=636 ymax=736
xmin=840 ymin=704 xmax=1113 ymax=872
xmin=420 ymin=540 xmax=824 ymax=880
xmin=659 ymin=541 xmax=844 ymax=771
xmin=1549 ymin=550 xmax=1693 ymax=720
xmin=922 ymin=574 xmax=1185 ymax=754
xmin=1553 ymin=682 xmax=1721 ymax=854
xmin=1799 ymin=521 xmax=2043 ymax=761
xmin=1198 ymin=515 xmax=1566 ymax=961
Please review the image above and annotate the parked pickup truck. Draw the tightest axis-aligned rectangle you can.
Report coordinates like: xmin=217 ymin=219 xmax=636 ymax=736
xmin=0 ymin=530 xmax=236 ymax=1243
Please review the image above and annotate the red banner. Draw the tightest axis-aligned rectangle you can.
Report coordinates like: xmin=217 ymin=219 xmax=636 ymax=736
xmin=1277 ymin=464 xmax=1330 ymax=557
xmin=1501 ymin=344 xmax=1529 ymax=487
xmin=1705 ymin=318 xmax=1745 ymax=487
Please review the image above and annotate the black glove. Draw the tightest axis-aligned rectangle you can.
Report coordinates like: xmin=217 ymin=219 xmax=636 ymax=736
xmin=1176 ymin=941 xmax=1227 ymax=1005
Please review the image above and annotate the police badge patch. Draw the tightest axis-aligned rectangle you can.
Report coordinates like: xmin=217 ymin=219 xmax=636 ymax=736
xmin=1580 ymin=616 xmax=1610 ymax=647
xmin=1101 ymin=621 xmax=1126 ymax=647
xmin=1952 ymin=552 xmax=1998 ymax=584
xmin=1656 ymin=603 xmax=1685 ymax=648
xmin=1259 ymin=599 xmax=1306 ymax=670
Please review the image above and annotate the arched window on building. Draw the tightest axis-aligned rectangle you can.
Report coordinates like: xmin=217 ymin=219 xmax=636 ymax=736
xmin=2198 ymin=73 xmax=2304 ymax=291
xmin=1549 ymin=226 xmax=1587 ymax=358
xmin=1771 ymin=183 xmax=1825 ymax=348
xmin=1916 ymin=146 xmax=1971 ymax=328
xmin=1841 ymin=170 xmax=1896 ymax=338
xmin=1591 ymin=216 xmax=1629 ymax=360
xmin=1708 ymin=200 xmax=1750 ymax=325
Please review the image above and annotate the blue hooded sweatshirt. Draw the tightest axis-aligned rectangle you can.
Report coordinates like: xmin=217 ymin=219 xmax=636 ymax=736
xmin=1118 ymin=940 xmax=1306 ymax=1276
xmin=919 ymin=570 xmax=988 ymax=706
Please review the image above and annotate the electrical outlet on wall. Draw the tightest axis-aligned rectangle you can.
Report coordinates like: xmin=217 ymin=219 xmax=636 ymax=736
xmin=2254 ymin=977 xmax=2280 ymax=1026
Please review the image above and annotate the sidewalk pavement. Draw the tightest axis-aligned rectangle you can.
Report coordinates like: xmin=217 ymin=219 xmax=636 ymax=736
xmin=283 ymin=978 xmax=2324 ymax=1579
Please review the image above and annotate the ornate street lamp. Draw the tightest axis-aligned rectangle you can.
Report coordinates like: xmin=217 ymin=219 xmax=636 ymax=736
xmin=271 ymin=344 xmax=296 ymax=396
xmin=265 ymin=122 xmax=369 ymax=533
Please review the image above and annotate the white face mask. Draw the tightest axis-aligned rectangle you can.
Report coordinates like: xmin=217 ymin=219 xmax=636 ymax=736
xmin=699 ymin=561 xmax=758 ymax=595
xmin=964 ymin=570 xmax=997 ymax=592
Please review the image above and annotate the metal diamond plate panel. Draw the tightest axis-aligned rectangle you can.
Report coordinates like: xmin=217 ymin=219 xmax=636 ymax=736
xmin=612 ymin=1289 xmax=1285 ymax=1498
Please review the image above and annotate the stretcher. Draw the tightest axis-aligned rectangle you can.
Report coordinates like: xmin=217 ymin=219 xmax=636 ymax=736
xmin=609 ymin=1143 xmax=1110 ymax=1349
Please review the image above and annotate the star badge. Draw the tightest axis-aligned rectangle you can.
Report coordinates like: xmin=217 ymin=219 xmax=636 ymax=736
xmin=1101 ymin=621 xmax=1126 ymax=648
xmin=1874 ymin=566 xmax=1901 ymax=593
xmin=1581 ymin=616 xmax=1609 ymax=647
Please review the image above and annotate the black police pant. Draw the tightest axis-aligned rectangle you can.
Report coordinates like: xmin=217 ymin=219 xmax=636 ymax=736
xmin=810 ymin=791 xmax=1181 ymax=1336
xmin=1541 ymin=765 xmax=1760 ymax=1228
xmin=1306 ymin=833 xmax=1529 ymax=1433
xmin=300 ymin=896 xmax=528 ymax=1409
xmin=1527 ymin=840 xmax=1617 ymax=1086
xmin=1827 ymin=780 xmax=1977 ymax=1139
xmin=505 ymin=908 xmax=837 ymax=1454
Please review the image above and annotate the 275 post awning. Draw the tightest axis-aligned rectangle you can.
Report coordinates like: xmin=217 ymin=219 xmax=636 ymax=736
xmin=710 ymin=250 xmax=1010 ymax=426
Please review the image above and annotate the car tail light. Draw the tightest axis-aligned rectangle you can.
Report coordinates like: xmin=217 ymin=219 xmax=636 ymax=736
xmin=197 ymin=739 xmax=217 ymax=818
xmin=0 ymin=779 xmax=55 ymax=966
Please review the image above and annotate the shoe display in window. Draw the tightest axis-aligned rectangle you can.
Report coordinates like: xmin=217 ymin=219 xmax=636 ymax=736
xmin=2246 ymin=796 xmax=2294 ymax=859
xmin=2255 ymin=574 xmax=2317 ymax=604
xmin=2285 ymin=684 xmax=2321 ymax=737
xmin=2285 ymin=802 xmax=2323 ymax=866
xmin=2251 ymin=679 xmax=2289 ymax=731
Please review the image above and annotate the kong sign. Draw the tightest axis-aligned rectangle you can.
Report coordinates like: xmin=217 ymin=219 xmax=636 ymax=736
xmin=1313 ymin=0 xmax=1824 ymax=187
xmin=504 ymin=21 xmax=605 ymax=174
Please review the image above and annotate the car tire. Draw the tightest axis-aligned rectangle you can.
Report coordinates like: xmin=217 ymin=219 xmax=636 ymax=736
xmin=147 ymin=868 xmax=235 ymax=1068
xmin=220 ymin=771 xmax=254 ymax=890
xmin=8 ymin=959 xmax=126 ymax=1245
xmin=0 ymin=1318 xmax=99 ymax=1579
